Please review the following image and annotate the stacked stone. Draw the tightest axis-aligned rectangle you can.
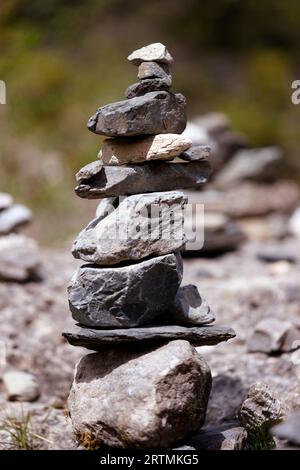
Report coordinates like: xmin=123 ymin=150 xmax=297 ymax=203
xmin=64 ymin=43 xmax=235 ymax=449
xmin=0 ymin=192 xmax=40 ymax=281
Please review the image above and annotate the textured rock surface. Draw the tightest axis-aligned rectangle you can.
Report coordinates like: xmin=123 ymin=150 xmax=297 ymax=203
xmin=125 ymin=78 xmax=171 ymax=99
xmin=0 ymin=204 xmax=32 ymax=235
xmin=3 ymin=371 xmax=40 ymax=402
xmin=247 ymin=318 xmax=300 ymax=354
xmin=68 ymin=253 xmax=183 ymax=328
xmin=68 ymin=340 xmax=211 ymax=449
xmin=75 ymin=160 xmax=102 ymax=183
xmin=138 ymin=61 xmax=171 ymax=81
xmin=239 ymin=382 xmax=284 ymax=432
xmin=128 ymin=42 xmax=173 ymax=65
xmin=100 ymin=134 xmax=191 ymax=165
xmin=177 ymin=423 xmax=247 ymax=450
xmin=87 ymin=91 xmax=186 ymax=137
xmin=72 ymin=191 xmax=187 ymax=265
xmin=75 ymin=160 xmax=211 ymax=199
xmin=272 ymin=414 xmax=300 ymax=447
xmin=63 ymin=324 xmax=235 ymax=350
xmin=161 ymin=284 xmax=215 ymax=325
xmin=0 ymin=234 xmax=40 ymax=281
xmin=180 ymin=145 xmax=211 ymax=161
xmin=0 ymin=192 xmax=13 ymax=211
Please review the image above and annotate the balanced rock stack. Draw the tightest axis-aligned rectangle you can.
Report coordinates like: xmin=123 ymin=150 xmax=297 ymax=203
xmin=64 ymin=43 xmax=235 ymax=449
xmin=0 ymin=192 xmax=40 ymax=281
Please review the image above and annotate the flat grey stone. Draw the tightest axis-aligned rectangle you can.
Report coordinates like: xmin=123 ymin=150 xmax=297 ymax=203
xmin=180 ymin=145 xmax=211 ymax=161
xmin=0 ymin=192 xmax=13 ymax=211
xmin=0 ymin=204 xmax=32 ymax=235
xmin=62 ymin=324 xmax=236 ymax=350
xmin=87 ymin=91 xmax=186 ymax=137
xmin=138 ymin=61 xmax=171 ymax=81
xmin=125 ymin=78 xmax=171 ymax=99
xmin=160 ymin=284 xmax=215 ymax=325
xmin=68 ymin=253 xmax=183 ymax=328
xmin=128 ymin=42 xmax=173 ymax=65
xmin=68 ymin=340 xmax=211 ymax=449
xmin=0 ymin=234 xmax=40 ymax=282
xmin=75 ymin=160 xmax=211 ymax=199
xmin=72 ymin=191 xmax=187 ymax=265
xmin=100 ymin=134 xmax=191 ymax=165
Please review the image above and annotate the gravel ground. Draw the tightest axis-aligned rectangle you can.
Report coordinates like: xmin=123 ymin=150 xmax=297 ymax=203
xmin=0 ymin=239 xmax=299 ymax=449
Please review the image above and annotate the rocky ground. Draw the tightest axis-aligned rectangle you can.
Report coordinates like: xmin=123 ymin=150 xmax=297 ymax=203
xmin=0 ymin=238 xmax=299 ymax=450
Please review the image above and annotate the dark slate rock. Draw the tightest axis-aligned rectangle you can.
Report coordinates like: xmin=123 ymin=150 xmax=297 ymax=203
xmin=75 ymin=160 xmax=211 ymax=199
xmin=125 ymin=78 xmax=171 ymax=99
xmin=62 ymin=324 xmax=236 ymax=350
xmin=137 ymin=61 xmax=171 ymax=81
xmin=87 ymin=91 xmax=186 ymax=137
xmin=68 ymin=253 xmax=183 ymax=328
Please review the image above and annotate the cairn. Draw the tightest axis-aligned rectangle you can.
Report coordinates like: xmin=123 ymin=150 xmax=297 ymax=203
xmin=64 ymin=43 xmax=235 ymax=449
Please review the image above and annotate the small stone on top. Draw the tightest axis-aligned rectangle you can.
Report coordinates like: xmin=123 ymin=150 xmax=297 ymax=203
xmin=128 ymin=42 xmax=173 ymax=65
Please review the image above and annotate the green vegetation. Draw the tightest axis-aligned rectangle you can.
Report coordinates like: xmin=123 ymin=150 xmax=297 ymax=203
xmin=247 ymin=425 xmax=276 ymax=450
xmin=0 ymin=0 xmax=299 ymax=243
xmin=0 ymin=408 xmax=48 ymax=450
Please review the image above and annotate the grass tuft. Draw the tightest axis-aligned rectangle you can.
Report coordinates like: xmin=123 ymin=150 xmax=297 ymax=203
xmin=247 ymin=424 xmax=276 ymax=450
xmin=0 ymin=408 xmax=49 ymax=450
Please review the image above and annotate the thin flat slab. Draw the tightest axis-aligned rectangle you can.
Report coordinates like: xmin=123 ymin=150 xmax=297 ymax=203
xmin=75 ymin=160 xmax=211 ymax=199
xmin=63 ymin=324 xmax=235 ymax=350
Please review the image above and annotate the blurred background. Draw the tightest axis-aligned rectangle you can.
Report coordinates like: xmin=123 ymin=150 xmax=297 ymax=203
xmin=0 ymin=0 xmax=300 ymax=244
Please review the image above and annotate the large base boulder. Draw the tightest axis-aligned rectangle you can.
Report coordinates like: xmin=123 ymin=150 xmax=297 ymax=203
xmin=68 ymin=340 xmax=212 ymax=449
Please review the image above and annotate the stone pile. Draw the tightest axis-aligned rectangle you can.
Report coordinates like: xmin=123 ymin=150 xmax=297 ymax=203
xmin=63 ymin=43 xmax=235 ymax=449
xmin=0 ymin=192 xmax=40 ymax=281
xmin=182 ymin=113 xmax=300 ymax=252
